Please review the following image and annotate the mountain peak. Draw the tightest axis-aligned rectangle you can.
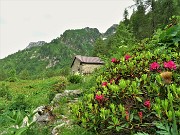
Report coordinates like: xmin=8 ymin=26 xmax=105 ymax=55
xmin=26 ymin=41 xmax=46 ymax=49
xmin=103 ymin=24 xmax=118 ymax=37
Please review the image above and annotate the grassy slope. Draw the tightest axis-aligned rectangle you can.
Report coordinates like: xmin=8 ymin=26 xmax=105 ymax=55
xmin=0 ymin=76 xmax=62 ymax=109
xmin=0 ymin=74 xmax=97 ymax=135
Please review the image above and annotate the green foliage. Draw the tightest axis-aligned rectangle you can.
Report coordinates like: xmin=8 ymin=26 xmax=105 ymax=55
xmin=52 ymin=76 xmax=68 ymax=93
xmin=48 ymin=76 xmax=68 ymax=102
xmin=93 ymin=38 xmax=107 ymax=57
xmin=158 ymin=18 xmax=180 ymax=50
xmin=0 ymin=109 xmax=49 ymax=135
xmin=53 ymin=96 xmax=71 ymax=117
xmin=130 ymin=2 xmax=148 ymax=39
xmin=6 ymin=68 xmax=18 ymax=82
xmin=155 ymin=121 xmax=179 ymax=135
xmin=24 ymin=124 xmax=50 ymax=135
xmin=127 ymin=0 xmax=180 ymax=40
xmin=59 ymin=67 xmax=70 ymax=76
xmin=6 ymin=76 xmax=18 ymax=82
xmin=66 ymin=74 xmax=96 ymax=92
xmin=149 ymin=16 xmax=180 ymax=53
xmin=0 ymin=110 xmax=29 ymax=134
xmin=0 ymin=69 xmax=8 ymax=81
xmin=0 ymin=76 xmax=67 ymax=135
xmin=0 ymin=83 xmax=12 ymax=100
xmin=93 ymin=22 xmax=135 ymax=59
xmin=68 ymin=74 xmax=82 ymax=84
xmin=60 ymin=27 xmax=101 ymax=56
xmin=0 ymin=76 xmax=62 ymax=114
xmin=19 ymin=69 xmax=30 ymax=80
xmin=60 ymin=125 xmax=95 ymax=135
xmin=108 ymin=22 xmax=135 ymax=54
xmin=72 ymin=27 xmax=180 ymax=134
xmin=9 ymin=94 xmax=30 ymax=111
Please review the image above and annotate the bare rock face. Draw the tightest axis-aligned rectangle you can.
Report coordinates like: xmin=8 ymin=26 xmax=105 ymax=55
xmin=26 ymin=41 xmax=46 ymax=49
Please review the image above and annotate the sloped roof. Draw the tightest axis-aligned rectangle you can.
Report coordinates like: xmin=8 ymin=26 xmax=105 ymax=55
xmin=71 ymin=55 xmax=104 ymax=67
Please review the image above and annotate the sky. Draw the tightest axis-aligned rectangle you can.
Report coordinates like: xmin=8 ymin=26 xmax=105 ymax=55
xmin=0 ymin=0 xmax=135 ymax=59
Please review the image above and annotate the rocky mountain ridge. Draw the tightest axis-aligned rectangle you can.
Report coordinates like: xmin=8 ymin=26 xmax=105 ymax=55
xmin=26 ymin=41 xmax=46 ymax=49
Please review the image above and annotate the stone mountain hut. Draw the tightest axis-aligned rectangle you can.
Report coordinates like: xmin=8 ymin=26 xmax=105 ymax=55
xmin=71 ymin=55 xmax=104 ymax=74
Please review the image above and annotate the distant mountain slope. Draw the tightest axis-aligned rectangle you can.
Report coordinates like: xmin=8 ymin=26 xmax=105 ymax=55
xmin=1 ymin=26 xmax=117 ymax=79
xmin=60 ymin=27 xmax=101 ymax=55
xmin=103 ymin=24 xmax=118 ymax=37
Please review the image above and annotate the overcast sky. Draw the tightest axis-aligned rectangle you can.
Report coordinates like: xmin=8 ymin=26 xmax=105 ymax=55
xmin=0 ymin=0 xmax=135 ymax=59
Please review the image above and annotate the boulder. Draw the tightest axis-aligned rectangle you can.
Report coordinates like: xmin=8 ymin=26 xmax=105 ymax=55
xmin=33 ymin=105 xmax=55 ymax=124
xmin=51 ymin=90 xmax=81 ymax=104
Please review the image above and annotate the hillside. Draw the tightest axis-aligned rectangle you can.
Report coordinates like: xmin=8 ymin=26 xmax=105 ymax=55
xmin=0 ymin=26 xmax=117 ymax=80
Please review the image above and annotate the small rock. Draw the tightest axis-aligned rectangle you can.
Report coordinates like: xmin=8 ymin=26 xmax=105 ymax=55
xmin=51 ymin=123 xmax=65 ymax=135
xmin=21 ymin=116 xmax=29 ymax=127
xmin=64 ymin=90 xmax=81 ymax=95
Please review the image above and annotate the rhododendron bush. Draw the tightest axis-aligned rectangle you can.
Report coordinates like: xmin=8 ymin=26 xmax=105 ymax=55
xmin=72 ymin=24 xmax=180 ymax=134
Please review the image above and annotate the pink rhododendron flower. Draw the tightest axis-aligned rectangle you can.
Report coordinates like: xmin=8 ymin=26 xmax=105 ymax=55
xmin=150 ymin=62 xmax=160 ymax=71
xmin=95 ymin=94 xmax=104 ymax=101
xmin=138 ymin=111 xmax=143 ymax=119
xmin=164 ymin=60 xmax=176 ymax=70
xmin=144 ymin=100 xmax=151 ymax=109
xmin=111 ymin=58 xmax=119 ymax=63
xmin=125 ymin=54 xmax=131 ymax=60
xmin=102 ymin=82 xmax=108 ymax=87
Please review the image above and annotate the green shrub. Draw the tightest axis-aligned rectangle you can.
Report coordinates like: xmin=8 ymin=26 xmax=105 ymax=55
xmin=0 ymin=110 xmax=26 ymax=133
xmin=68 ymin=74 xmax=82 ymax=84
xmin=6 ymin=76 xmax=18 ymax=82
xmin=72 ymin=41 xmax=180 ymax=134
xmin=82 ymin=75 xmax=97 ymax=91
xmin=48 ymin=92 xmax=56 ymax=103
xmin=48 ymin=76 xmax=68 ymax=102
xmin=53 ymin=76 xmax=68 ymax=93
xmin=0 ymin=83 xmax=12 ymax=100
xmin=25 ymin=124 xmax=50 ymax=135
xmin=6 ymin=69 xmax=18 ymax=82
xmin=9 ymin=94 xmax=30 ymax=111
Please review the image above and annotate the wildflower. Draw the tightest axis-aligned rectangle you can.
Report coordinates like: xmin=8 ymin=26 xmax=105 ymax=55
xmin=144 ymin=100 xmax=151 ymax=109
xmin=111 ymin=58 xmax=119 ymax=63
xmin=95 ymin=94 xmax=104 ymax=101
xmin=164 ymin=60 xmax=176 ymax=70
xmin=138 ymin=111 xmax=143 ymax=119
xmin=150 ymin=62 xmax=160 ymax=71
xmin=125 ymin=111 xmax=129 ymax=121
xmin=125 ymin=54 xmax=131 ymax=60
xmin=102 ymin=82 xmax=108 ymax=87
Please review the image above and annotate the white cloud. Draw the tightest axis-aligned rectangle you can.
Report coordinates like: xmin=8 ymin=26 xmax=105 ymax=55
xmin=0 ymin=0 xmax=134 ymax=59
